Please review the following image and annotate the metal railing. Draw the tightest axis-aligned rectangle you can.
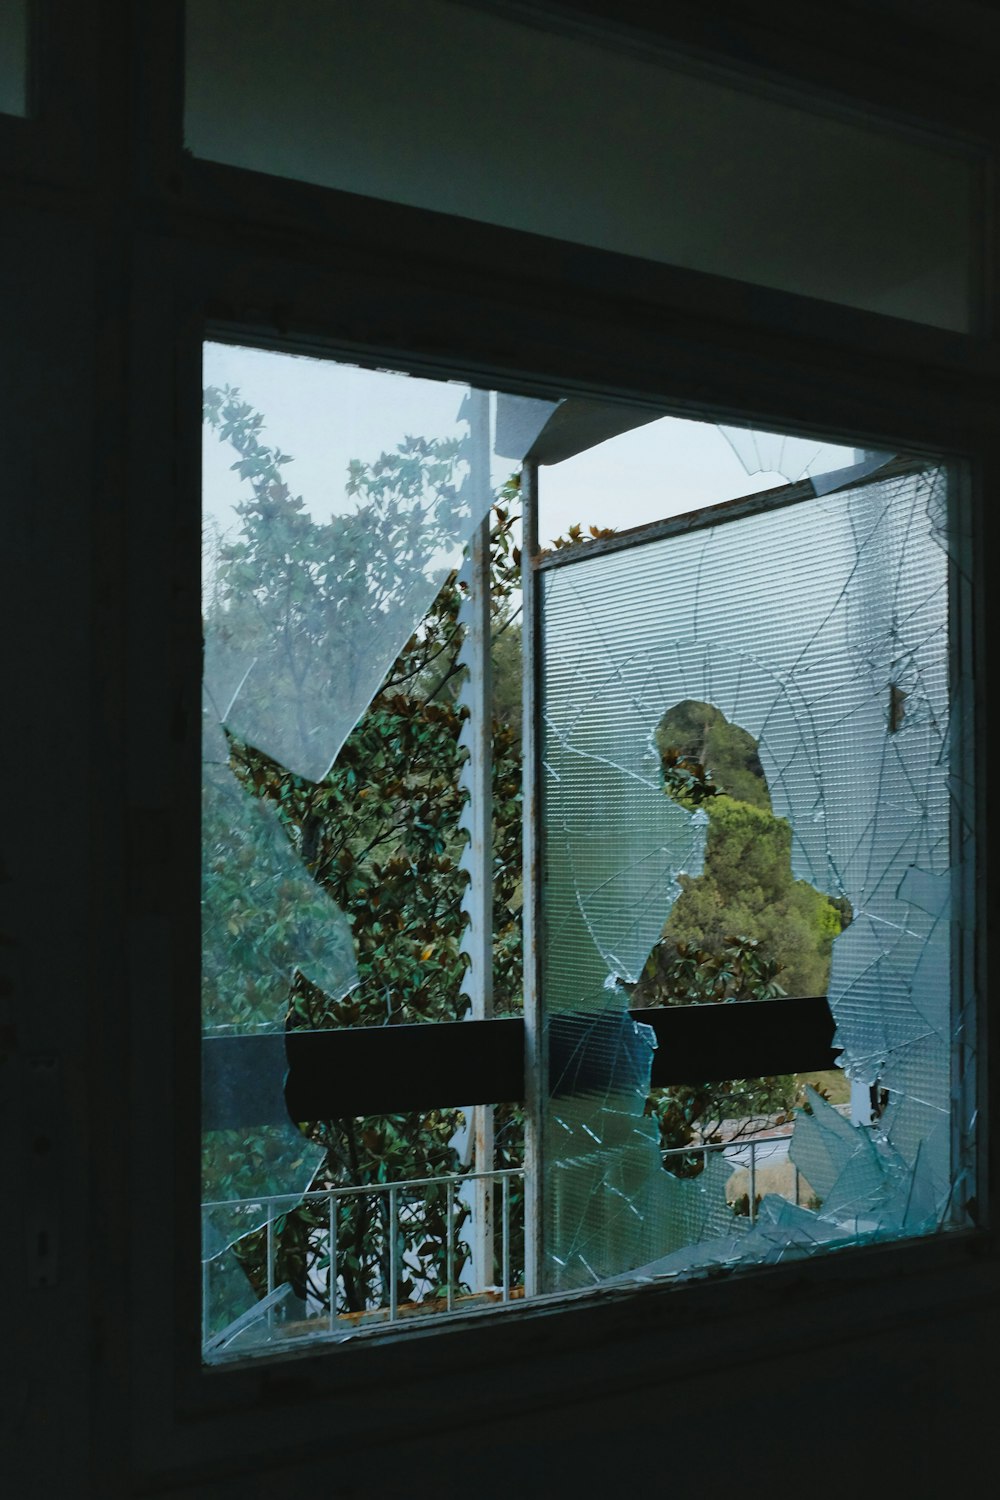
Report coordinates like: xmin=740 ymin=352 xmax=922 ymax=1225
xmin=203 ymin=1166 xmax=525 ymax=1355
xmin=204 ymin=1136 xmax=807 ymax=1355
xmin=661 ymin=1131 xmax=803 ymax=1225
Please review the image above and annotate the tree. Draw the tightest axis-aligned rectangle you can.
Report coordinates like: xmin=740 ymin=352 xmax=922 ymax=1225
xmin=203 ymin=387 xmax=524 ymax=1315
xmin=633 ymin=701 xmax=848 ymax=1163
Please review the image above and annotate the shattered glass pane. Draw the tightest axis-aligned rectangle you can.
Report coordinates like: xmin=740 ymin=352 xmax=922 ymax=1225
xmin=200 ymin=748 xmax=358 ymax=1262
xmin=540 ymin=457 xmax=970 ymax=1291
xmin=201 ymin=347 xmax=505 ymax=1353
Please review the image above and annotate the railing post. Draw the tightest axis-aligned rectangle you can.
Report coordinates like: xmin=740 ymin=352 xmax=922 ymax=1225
xmin=328 ymin=1193 xmax=338 ymax=1332
xmin=388 ymin=1186 xmax=399 ymax=1323
xmin=266 ymin=1212 xmax=275 ymax=1295
xmin=501 ymin=1172 xmax=511 ymax=1301
xmin=458 ymin=388 xmax=496 ymax=1294
xmin=749 ymin=1141 xmax=757 ymax=1224
xmin=446 ymin=1179 xmax=456 ymax=1312
xmin=265 ymin=1211 xmax=276 ymax=1332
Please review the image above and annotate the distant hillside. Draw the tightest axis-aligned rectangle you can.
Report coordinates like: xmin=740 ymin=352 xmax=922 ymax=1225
xmin=637 ymin=699 xmax=846 ymax=1002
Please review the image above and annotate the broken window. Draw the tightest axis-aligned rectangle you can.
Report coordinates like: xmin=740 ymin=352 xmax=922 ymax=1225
xmin=537 ymin=440 xmax=974 ymax=1288
xmin=201 ymin=344 xmax=974 ymax=1359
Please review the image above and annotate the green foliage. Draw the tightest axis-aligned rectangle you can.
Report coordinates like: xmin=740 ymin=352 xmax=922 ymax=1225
xmin=491 ymin=616 xmax=523 ymax=740
xmin=646 ymin=1072 xmax=796 ymax=1174
xmin=548 ymin=521 xmax=618 ymax=550
xmin=656 ymin=699 xmax=772 ymax=811
xmin=204 ymin=384 xmax=472 ymax=776
xmin=641 ymin=702 xmax=845 ymax=1008
xmin=644 ymin=933 xmax=786 ymax=1008
xmin=638 ymin=932 xmax=797 ymax=1164
xmin=659 ymin=747 xmax=721 ymax=809
xmin=637 ymin=700 xmax=848 ymax=1166
xmin=203 ymin=388 xmax=524 ymax=1313
xmin=652 ymin=794 xmax=841 ymax=1000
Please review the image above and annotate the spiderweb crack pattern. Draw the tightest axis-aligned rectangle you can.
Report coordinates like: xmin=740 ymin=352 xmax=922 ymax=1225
xmin=541 ymin=464 xmax=965 ymax=1291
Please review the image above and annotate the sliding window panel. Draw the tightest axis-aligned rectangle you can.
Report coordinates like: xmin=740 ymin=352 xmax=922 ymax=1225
xmin=538 ymin=452 xmax=972 ymax=1292
xmin=200 ymin=344 xmax=532 ymax=1358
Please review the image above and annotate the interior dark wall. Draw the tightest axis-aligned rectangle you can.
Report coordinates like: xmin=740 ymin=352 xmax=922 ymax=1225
xmin=154 ymin=1291 xmax=999 ymax=1499
xmin=1 ymin=4 xmax=997 ymax=1496
xmin=184 ymin=0 xmax=975 ymax=328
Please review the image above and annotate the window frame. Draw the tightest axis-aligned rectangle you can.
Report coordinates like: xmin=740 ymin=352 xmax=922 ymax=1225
xmin=136 ymin=236 xmax=989 ymax=1411
xmin=108 ymin=1 xmax=996 ymax=1480
xmin=196 ymin=365 xmax=933 ymax=1347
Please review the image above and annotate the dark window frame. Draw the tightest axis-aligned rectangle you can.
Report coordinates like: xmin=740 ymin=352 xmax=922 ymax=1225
xmin=10 ymin=1 xmax=983 ymax=1481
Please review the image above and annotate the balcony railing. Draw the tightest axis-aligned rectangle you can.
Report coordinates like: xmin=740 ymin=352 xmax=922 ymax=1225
xmin=203 ymin=1166 xmax=525 ymax=1358
xmin=204 ymin=1126 xmax=811 ymax=1357
xmin=661 ymin=1129 xmax=805 ymax=1224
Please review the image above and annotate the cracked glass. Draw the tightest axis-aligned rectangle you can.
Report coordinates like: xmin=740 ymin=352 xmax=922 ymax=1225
xmin=539 ymin=449 xmax=974 ymax=1291
xmin=200 ymin=346 xmax=510 ymax=1352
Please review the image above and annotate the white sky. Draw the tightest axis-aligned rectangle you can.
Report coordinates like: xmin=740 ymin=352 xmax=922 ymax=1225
xmin=203 ymin=341 xmax=857 ymax=562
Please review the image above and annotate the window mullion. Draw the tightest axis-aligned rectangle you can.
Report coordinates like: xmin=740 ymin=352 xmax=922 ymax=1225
xmin=520 ymin=458 xmax=544 ymax=1298
xmin=457 ymin=389 xmax=496 ymax=1290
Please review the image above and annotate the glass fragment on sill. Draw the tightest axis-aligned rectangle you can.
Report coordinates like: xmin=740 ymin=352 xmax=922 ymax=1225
xmin=203 ymin=1244 xmax=307 ymax=1354
xmin=206 ymin=1283 xmax=303 ymax=1357
xmin=540 ymin=459 xmax=967 ymax=1291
